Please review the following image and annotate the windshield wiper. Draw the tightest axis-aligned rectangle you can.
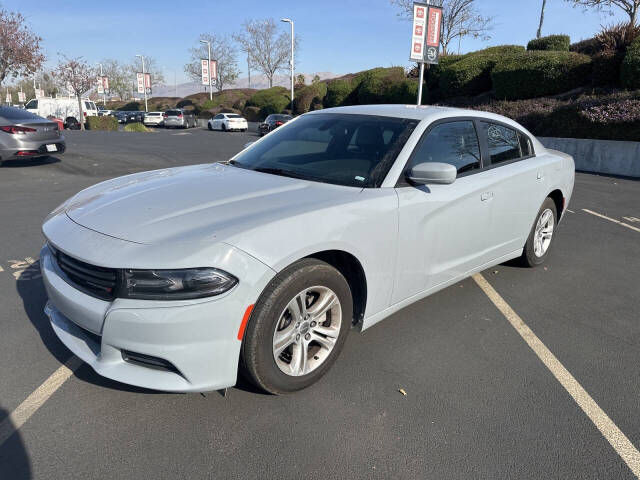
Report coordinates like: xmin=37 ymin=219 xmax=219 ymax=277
xmin=252 ymin=167 xmax=316 ymax=181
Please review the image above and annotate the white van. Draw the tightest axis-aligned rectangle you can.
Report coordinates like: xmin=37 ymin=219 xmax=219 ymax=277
xmin=24 ymin=97 xmax=98 ymax=123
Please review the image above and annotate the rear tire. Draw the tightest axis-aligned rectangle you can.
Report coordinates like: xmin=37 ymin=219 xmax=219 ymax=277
xmin=242 ymin=258 xmax=352 ymax=395
xmin=221 ymin=124 xmax=227 ymax=132
xmin=521 ymin=197 xmax=557 ymax=267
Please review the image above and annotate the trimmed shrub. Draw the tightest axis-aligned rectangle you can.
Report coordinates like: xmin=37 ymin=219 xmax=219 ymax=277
xmin=86 ymin=115 xmax=118 ymax=131
xmin=570 ymin=38 xmax=601 ymax=55
xmin=356 ymin=67 xmax=406 ymax=104
xmin=293 ymin=82 xmax=328 ymax=114
xmin=246 ymin=86 xmax=290 ymax=110
xmin=124 ymin=123 xmax=152 ymax=132
xmin=621 ymin=37 xmax=640 ymax=89
xmin=325 ymin=79 xmax=354 ymax=107
xmin=592 ymin=51 xmax=625 ymax=86
xmin=176 ymin=99 xmax=193 ymax=108
xmin=119 ymin=101 xmax=140 ymax=111
xmin=426 ymin=54 xmax=465 ymax=90
xmin=527 ymin=35 xmax=570 ymax=51
xmin=384 ymin=79 xmax=420 ymax=104
xmin=243 ymin=106 xmax=261 ymax=122
xmin=491 ymin=51 xmax=592 ymax=100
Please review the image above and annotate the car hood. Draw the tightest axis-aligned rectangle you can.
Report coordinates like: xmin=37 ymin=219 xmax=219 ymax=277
xmin=64 ymin=163 xmax=360 ymax=245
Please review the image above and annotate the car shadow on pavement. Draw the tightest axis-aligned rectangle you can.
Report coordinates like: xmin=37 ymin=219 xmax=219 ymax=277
xmin=0 ymin=406 xmax=31 ymax=480
xmin=16 ymin=264 xmax=168 ymax=395
xmin=0 ymin=156 xmax=60 ymax=168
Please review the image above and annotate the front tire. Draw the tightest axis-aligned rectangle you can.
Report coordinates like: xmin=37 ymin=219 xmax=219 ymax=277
xmin=521 ymin=197 xmax=557 ymax=267
xmin=208 ymin=122 xmax=213 ymax=131
xmin=242 ymin=258 xmax=352 ymax=394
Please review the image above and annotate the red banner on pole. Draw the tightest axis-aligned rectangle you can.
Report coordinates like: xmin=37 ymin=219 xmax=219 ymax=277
xmin=426 ymin=6 xmax=443 ymax=48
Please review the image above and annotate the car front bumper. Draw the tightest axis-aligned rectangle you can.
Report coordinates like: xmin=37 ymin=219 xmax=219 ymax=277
xmin=39 ymin=221 xmax=275 ymax=392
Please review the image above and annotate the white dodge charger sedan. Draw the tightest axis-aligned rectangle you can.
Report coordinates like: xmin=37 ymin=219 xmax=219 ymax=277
xmin=41 ymin=105 xmax=574 ymax=394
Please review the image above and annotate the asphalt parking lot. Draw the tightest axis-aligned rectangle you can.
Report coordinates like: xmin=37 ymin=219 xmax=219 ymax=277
xmin=0 ymin=126 xmax=639 ymax=479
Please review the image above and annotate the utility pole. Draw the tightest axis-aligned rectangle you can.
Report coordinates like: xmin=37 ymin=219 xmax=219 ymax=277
xmin=247 ymin=55 xmax=251 ymax=88
xmin=281 ymin=18 xmax=294 ymax=112
xmin=200 ymin=39 xmax=213 ymax=101
xmin=136 ymin=54 xmax=148 ymax=112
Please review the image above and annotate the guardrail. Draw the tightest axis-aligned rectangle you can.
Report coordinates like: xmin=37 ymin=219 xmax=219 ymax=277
xmin=538 ymin=137 xmax=640 ymax=178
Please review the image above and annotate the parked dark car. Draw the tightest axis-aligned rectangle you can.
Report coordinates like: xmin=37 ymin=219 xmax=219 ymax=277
xmin=64 ymin=117 xmax=81 ymax=130
xmin=258 ymin=114 xmax=293 ymax=136
xmin=111 ymin=112 xmax=127 ymax=124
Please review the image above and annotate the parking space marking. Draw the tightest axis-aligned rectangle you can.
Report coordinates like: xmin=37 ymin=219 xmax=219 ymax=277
xmin=583 ymin=209 xmax=640 ymax=233
xmin=0 ymin=356 xmax=82 ymax=447
xmin=472 ymin=273 xmax=640 ymax=477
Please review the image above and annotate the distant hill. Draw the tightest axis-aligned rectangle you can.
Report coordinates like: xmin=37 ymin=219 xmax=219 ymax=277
xmin=151 ymin=72 xmax=339 ymax=97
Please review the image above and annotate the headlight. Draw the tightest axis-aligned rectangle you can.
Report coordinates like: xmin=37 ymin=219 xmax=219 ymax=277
xmin=122 ymin=268 xmax=238 ymax=300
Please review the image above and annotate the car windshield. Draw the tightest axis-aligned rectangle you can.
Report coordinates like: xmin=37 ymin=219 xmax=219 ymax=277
xmin=231 ymin=113 xmax=418 ymax=188
xmin=0 ymin=107 xmax=43 ymax=120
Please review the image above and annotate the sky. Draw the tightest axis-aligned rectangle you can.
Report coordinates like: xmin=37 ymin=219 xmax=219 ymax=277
xmin=7 ymin=0 xmax=628 ymax=85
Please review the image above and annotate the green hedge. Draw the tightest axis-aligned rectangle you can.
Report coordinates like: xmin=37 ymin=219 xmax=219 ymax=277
xmin=621 ymin=37 xmax=640 ymax=89
xmin=86 ymin=115 xmax=118 ymax=131
xmin=243 ymin=106 xmax=261 ymax=122
xmin=246 ymin=86 xmax=290 ymax=111
xmin=527 ymin=35 xmax=570 ymax=52
xmin=592 ymin=51 xmax=625 ymax=86
xmin=356 ymin=67 xmax=406 ymax=104
xmin=491 ymin=51 xmax=592 ymax=100
xmin=325 ymin=79 xmax=354 ymax=107
xmin=426 ymin=54 xmax=465 ymax=90
xmin=293 ymin=82 xmax=328 ymax=114
xmin=437 ymin=46 xmax=525 ymax=98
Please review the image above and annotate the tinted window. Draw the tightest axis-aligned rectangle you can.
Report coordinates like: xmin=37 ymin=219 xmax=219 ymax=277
xmin=0 ymin=107 xmax=42 ymax=120
xmin=166 ymin=110 xmax=181 ymax=116
xmin=226 ymin=114 xmax=242 ymax=118
xmin=25 ymin=100 xmax=38 ymax=109
xmin=231 ymin=113 xmax=418 ymax=188
xmin=214 ymin=114 xmax=224 ymax=119
xmin=482 ymin=122 xmax=521 ymax=165
xmin=518 ymin=131 xmax=533 ymax=157
xmin=410 ymin=121 xmax=480 ymax=175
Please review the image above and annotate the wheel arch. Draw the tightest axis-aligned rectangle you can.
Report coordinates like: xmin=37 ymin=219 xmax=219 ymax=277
xmin=547 ymin=189 xmax=564 ymax=218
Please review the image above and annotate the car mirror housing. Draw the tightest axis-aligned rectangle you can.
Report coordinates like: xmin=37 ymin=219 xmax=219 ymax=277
xmin=406 ymin=162 xmax=457 ymax=185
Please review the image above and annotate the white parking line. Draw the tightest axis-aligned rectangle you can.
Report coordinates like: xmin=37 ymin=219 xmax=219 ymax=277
xmin=472 ymin=273 xmax=640 ymax=477
xmin=583 ymin=209 xmax=640 ymax=233
xmin=0 ymin=356 xmax=82 ymax=447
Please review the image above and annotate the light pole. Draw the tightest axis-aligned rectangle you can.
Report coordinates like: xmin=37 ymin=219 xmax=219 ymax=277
xmin=136 ymin=54 xmax=148 ymax=112
xmin=281 ymin=18 xmax=294 ymax=112
xmin=200 ymin=39 xmax=213 ymax=101
xmin=247 ymin=55 xmax=251 ymax=89
xmin=96 ymin=62 xmax=106 ymax=105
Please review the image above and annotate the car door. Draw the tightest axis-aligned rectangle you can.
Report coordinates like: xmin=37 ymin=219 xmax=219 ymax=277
xmin=475 ymin=121 xmax=546 ymax=259
xmin=211 ymin=114 xmax=221 ymax=130
xmin=392 ymin=119 xmax=495 ymax=304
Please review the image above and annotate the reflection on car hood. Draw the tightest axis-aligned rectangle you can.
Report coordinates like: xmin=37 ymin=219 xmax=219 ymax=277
xmin=64 ymin=163 xmax=359 ymax=245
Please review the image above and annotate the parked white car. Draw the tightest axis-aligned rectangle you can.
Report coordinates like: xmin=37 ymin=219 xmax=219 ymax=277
xmin=143 ymin=112 xmax=164 ymax=127
xmin=25 ymin=97 xmax=98 ymax=124
xmin=208 ymin=113 xmax=248 ymax=132
xmin=40 ymin=105 xmax=574 ymax=395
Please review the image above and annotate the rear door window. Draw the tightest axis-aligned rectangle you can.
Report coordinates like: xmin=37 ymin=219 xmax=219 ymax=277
xmin=481 ymin=122 xmax=521 ymax=165
xmin=409 ymin=121 xmax=481 ymax=175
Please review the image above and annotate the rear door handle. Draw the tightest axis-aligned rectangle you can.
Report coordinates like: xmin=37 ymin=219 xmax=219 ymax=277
xmin=537 ymin=171 xmax=544 ymax=180
xmin=481 ymin=192 xmax=494 ymax=201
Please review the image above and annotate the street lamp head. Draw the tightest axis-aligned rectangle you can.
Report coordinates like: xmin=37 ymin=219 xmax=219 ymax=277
xmin=281 ymin=18 xmax=292 ymax=23
xmin=200 ymin=40 xmax=209 ymax=45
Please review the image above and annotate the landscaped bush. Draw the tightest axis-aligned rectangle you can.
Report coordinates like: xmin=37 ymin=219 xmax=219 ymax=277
xmin=492 ymin=51 xmax=592 ymax=100
xmin=426 ymin=54 xmax=465 ymax=90
xmin=124 ymin=123 xmax=152 ymax=132
xmin=527 ymin=35 xmax=570 ymax=51
xmin=356 ymin=67 xmax=406 ymax=104
xmin=119 ymin=101 xmax=140 ymax=111
xmin=592 ymin=51 xmax=625 ymax=86
xmin=246 ymin=86 xmax=290 ymax=117
xmin=621 ymin=37 xmax=640 ymax=89
xmin=325 ymin=78 xmax=354 ymax=107
xmin=384 ymin=79 xmax=420 ymax=104
xmin=176 ymin=99 xmax=193 ymax=108
xmin=437 ymin=46 xmax=525 ymax=98
xmin=242 ymin=106 xmax=261 ymax=122
xmin=86 ymin=115 xmax=118 ymax=131
xmin=293 ymin=82 xmax=328 ymax=114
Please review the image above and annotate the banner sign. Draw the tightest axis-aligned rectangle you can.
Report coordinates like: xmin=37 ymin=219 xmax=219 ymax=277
xmin=201 ymin=59 xmax=210 ymax=85
xmin=424 ymin=4 xmax=443 ymax=64
xmin=409 ymin=2 xmax=427 ymax=62
xmin=18 ymin=91 xmax=26 ymax=103
xmin=136 ymin=72 xmax=144 ymax=94
xmin=97 ymin=76 xmax=104 ymax=94
xmin=210 ymin=60 xmax=218 ymax=81
xmin=102 ymin=76 xmax=109 ymax=91
xmin=5 ymin=92 xmax=11 ymax=104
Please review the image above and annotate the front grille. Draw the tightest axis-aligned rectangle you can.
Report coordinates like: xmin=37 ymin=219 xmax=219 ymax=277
xmin=51 ymin=246 xmax=117 ymax=300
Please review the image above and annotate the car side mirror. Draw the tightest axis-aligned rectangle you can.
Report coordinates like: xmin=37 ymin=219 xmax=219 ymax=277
xmin=406 ymin=162 xmax=457 ymax=185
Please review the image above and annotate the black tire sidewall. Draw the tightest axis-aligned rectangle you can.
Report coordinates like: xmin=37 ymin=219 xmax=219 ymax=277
xmin=523 ymin=197 xmax=557 ymax=267
xmin=242 ymin=259 xmax=353 ymax=394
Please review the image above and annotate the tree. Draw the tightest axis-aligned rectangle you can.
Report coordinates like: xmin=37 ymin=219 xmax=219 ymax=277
xmin=234 ymin=18 xmax=298 ymax=88
xmin=54 ymin=57 xmax=96 ymax=130
xmin=0 ymin=7 xmax=45 ymax=87
xmin=312 ymin=74 xmax=321 ymax=83
xmin=100 ymin=58 xmax=131 ymax=101
xmin=565 ymin=0 xmax=640 ymax=25
xmin=184 ymin=34 xmax=240 ymax=91
xmin=537 ymin=0 xmax=548 ymax=38
xmin=391 ymin=0 xmax=494 ymax=54
xmin=295 ymin=73 xmax=306 ymax=87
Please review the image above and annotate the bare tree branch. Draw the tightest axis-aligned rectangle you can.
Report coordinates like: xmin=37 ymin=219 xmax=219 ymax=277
xmin=53 ymin=56 xmax=97 ymax=130
xmin=184 ymin=34 xmax=240 ymax=92
xmin=565 ymin=0 xmax=640 ymax=25
xmin=0 ymin=7 xmax=45 ymax=86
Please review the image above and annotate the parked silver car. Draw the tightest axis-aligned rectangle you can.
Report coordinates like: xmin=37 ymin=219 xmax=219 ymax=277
xmin=40 ymin=105 xmax=574 ymax=394
xmin=0 ymin=107 xmax=65 ymax=162
xmin=163 ymin=109 xmax=197 ymax=128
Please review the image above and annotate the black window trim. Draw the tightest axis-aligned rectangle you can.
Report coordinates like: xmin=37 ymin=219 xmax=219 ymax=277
xmin=395 ymin=116 xmax=536 ymax=187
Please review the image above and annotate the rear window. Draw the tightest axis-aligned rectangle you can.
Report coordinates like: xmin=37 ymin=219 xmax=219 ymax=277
xmin=481 ymin=122 xmax=521 ymax=165
xmin=0 ymin=107 xmax=42 ymax=120
xmin=166 ymin=110 xmax=181 ymax=116
xmin=226 ymin=114 xmax=242 ymax=118
xmin=147 ymin=112 xmax=161 ymax=116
